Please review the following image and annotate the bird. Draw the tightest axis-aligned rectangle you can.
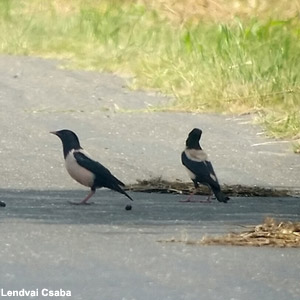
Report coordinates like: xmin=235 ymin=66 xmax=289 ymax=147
xmin=51 ymin=129 xmax=133 ymax=205
xmin=181 ymin=128 xmax=229 ymax=203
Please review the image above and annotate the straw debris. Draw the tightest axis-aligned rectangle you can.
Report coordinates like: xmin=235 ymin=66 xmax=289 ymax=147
xmin=159 ymin=218 xmax=300 ymax=248
xmin=128 ymin=179 xmax=300 ymax=197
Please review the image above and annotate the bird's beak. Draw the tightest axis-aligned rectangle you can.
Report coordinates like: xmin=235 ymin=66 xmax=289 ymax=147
xmin=50 ymin=131 xmax=57 ymax=135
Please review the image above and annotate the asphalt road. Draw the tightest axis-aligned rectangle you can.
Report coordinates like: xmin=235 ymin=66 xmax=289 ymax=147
xmin=0 ymin=190 xmax=300 ymax=300
xmin=0 ymin=55 xmax=299 ymax=300
xmin=0 ymin=55 xmax=299 ymax=190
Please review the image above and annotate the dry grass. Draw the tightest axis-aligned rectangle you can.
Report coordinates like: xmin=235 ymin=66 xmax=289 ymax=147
xmin=20 ymin=0 xmax=300 ymax=21
xmin=140 ymin=0 xmax=300 ymax=23
xmin=159 ymin=218 xmax=300 ymax=248
xmin=293 ymin=142 xmax=300 ymax=154
xmin=128 ymin=179 xmax=300 ymax=197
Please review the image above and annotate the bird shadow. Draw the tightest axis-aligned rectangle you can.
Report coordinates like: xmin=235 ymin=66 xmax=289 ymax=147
xmin=0 ymin=189 xmax=298 ymax=227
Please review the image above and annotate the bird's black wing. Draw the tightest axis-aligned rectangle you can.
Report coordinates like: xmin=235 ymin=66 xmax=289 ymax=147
xmin=181 ymin=152 xmax=219 ymax=188
xmin=73 ymin=151 xmax=125 ymax=186
xmin=205 ymin=160 xmax=219 ymax=182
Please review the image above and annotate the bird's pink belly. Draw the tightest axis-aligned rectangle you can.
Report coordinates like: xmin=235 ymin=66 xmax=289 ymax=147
xmin=66 ymin=164 xmax=95 ymax=187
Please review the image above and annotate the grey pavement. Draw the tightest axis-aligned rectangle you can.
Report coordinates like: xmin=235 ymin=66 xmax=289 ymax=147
xmin=0 ymin=55 xmax=299 ymax=190
xmin=0 ymin=190 xmax=300 ymax=300
xmin=0 ymin=56 xmax=300 ymax=300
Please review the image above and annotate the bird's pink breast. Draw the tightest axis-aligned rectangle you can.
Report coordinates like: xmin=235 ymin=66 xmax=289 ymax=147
xmin=65 ymin=152 xmax=95 ymax=187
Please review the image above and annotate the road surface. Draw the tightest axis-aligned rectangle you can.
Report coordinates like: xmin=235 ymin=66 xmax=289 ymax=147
xmin=0 ymin=55 xmax=299 ymax=300
xmin=0 ymin=56 xmax=299 ymax=190
xmin=0 ymin=190 xmax=300 ymax=300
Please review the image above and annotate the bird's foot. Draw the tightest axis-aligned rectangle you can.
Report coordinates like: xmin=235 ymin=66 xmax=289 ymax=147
xmin=68 ymin=201 xmax=94 ymax=205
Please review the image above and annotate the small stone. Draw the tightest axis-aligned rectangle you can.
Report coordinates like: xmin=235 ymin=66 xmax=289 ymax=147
xmin=125 ymin=204 xmax=132 ymax=211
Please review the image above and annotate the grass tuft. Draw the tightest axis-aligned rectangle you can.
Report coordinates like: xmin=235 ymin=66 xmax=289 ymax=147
xmin=0 ymin=0 xmax=300 ymax=139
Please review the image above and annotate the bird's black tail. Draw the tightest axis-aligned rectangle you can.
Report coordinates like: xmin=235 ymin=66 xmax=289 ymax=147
xmin=212 ymin=188 xmax=229 ymax=203
xmin=120 ymin=188 xmax=133 ymax=201
xmin=112 ymin=183 xmax=133 ymax=201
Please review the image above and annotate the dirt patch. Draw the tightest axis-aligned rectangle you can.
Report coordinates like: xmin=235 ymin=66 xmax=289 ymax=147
xmin=128 ymin=179 xmax=300 ymax=197
xmin=158 ymin=218 xmax=300 ymax=248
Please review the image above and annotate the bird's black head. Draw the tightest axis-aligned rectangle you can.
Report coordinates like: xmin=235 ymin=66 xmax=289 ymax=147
xmin=51 ymin=129 xmax=81 ymax=158
xmin=185 ymin=128 xmax=202 ymax=149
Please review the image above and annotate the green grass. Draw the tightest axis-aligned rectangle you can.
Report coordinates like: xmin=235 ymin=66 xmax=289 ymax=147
xmin=1 ymin=0 xmax=300 ymax=140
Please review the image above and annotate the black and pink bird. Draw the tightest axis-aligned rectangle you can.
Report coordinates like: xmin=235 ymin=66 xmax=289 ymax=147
xmin=181 ymin=128 xmax=229 ymax=203
xmin=51 ymin=129 xmax=133 ymax=205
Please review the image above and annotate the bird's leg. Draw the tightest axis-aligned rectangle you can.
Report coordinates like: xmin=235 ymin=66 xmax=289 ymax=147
xmin=180 ymin=188 xmax=197 ymax=202
xmin=180 ymin=181 xmax=199 ymax=202
xmin=68 ymin=189 xmax=95 ymax=205
xmin=201 ymin=187 xmax=213 ymax=203
xmin=205 ymin=191 xmax=213 ymax=203
xmin=180 ymin=184 xmax=212 ymax=203
xmin=80 ymin=189 xmax=95 ymax=205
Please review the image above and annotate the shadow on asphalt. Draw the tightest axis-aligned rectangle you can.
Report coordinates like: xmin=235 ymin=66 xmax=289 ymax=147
xmin=0 ymin=189 xmax=298 ymax=226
